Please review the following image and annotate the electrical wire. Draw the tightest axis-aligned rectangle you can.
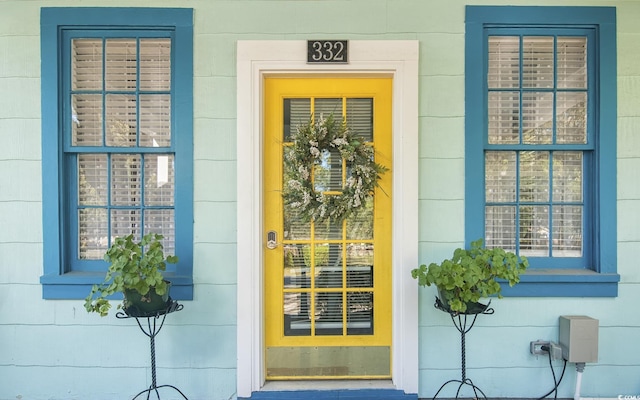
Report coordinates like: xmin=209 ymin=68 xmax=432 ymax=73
xmin=549 ymin=349 xmax=559 ymax=400
xmin=535 ymin=346 xmax=568 ymax=400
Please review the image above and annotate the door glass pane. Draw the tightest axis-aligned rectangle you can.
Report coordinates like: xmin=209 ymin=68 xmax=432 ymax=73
xmin=284 ymin=244 xmax=311 ymax=289
xmin=314 ymin=219 xmax=342 ymax=240
xmin=283 ymin=146 xmax=311 ymax=240
xmin=315 ymin=292 xmax=343 ymax=336
xmin=346 ymin=197 xmax=373 ymax=240
xmin=346 ymin=98 xmax=373 ymax=142
xmin=316 ymin=244 xmax=343 ymax=288
xmin=347 ymin=244 xmax=373 ymax=288
xmin=284 ymin=98 xmax=311 ymax=142
xmin=284 ymin=208 xmax=311 ymax=240
xmin=314 ymin=149 xmax=343 ymax=193
xmin=314 ymin=98 xmax=342 ymax=119
xmin=284 ymin=291 xmax=311 ymax=336
xmin=347 ymin=292 xmax=373 ymax=335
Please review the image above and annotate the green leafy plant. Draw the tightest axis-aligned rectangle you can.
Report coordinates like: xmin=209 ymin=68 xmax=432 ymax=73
xmin=84 ymin=233 xmax=178 ymax=317
xmin=411 ymin=239 xmax=528 ymax=313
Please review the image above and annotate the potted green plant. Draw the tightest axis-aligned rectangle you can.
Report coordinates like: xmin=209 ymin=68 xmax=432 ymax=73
xmin=84 ymin=233 xmax=178 ymax=317
xmin=411 ymin=238 xmax=528 ymax=314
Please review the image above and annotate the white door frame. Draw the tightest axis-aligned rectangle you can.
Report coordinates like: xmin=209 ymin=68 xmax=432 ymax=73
xmin=236 ymin=40 xmax=419 ymax=398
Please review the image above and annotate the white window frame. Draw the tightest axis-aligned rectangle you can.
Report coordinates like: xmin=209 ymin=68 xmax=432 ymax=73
xmin=236 ymin=40 xmax=419 ymax=397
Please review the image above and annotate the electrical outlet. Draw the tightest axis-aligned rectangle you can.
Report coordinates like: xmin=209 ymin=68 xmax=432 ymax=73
xmin=530 ymin=340 xmax=551 ymax=355
xmin=548 ymin=342 xmax=563 ymax=360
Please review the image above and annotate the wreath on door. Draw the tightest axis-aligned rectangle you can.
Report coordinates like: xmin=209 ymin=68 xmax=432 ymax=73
xmin=282 ymin=113 xmax=388 ymax=223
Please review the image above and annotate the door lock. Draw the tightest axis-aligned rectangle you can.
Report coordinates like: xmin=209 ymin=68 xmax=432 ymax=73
xmin=266 ymin=230 xmax=278 ymax=250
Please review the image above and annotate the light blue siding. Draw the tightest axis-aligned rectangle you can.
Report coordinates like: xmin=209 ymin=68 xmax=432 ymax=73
xmin=1 ymin=1 xmax=639 ymax=399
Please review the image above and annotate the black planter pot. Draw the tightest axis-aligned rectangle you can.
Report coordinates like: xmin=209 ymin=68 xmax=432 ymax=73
xmin=123 ymin=281 xmax=172 ymax=317
xmin=436 ymin=287 xmax=489 ymax=315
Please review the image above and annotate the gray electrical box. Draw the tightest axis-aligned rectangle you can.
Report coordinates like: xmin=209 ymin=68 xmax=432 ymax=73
xmin=558 ymin=315 xmax=599 ymax=363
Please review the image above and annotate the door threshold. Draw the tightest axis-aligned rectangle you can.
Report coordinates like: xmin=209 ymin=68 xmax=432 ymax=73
xmin=261 ymin=380 xmax=396 ymax=391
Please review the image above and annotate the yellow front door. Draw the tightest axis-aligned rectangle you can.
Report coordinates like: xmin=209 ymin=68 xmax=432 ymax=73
xmin=264 ymin=77 xmax=393 ymax=380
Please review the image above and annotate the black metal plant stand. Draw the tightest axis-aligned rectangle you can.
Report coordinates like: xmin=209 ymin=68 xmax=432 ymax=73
xmin=116 ymin=300 xmax=189 ymax=400
xmin=432 ymin=297 xmax=494 ymax=400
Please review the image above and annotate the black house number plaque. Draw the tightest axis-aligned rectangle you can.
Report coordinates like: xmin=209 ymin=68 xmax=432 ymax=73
xmin=307 ymin=40 xmax=348 ymax=63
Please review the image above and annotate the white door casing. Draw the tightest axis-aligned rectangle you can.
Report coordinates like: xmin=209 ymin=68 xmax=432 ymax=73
xmin=236 ymin=40 xmax=419 ymax=397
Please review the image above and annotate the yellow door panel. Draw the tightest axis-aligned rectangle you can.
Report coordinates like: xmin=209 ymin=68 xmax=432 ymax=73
xmin=264 ymin=77 xmax=392 ymax=379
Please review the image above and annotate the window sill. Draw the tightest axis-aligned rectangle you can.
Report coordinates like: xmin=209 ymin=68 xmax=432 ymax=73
xmin=40 ymin=271 xmax=194 ymax=300
xmin=499 ymin=269 xmax=620 ymax=297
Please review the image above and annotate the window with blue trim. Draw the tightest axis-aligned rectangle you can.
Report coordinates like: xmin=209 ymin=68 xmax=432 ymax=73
xmin=40 ymin=8 xmax=193 ymax=300
xmin=465 ymin=6 xmax=619 ymax=297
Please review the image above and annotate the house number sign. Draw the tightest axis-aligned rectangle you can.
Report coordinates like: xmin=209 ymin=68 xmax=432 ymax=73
xmin=307 ymin=40 xmax=348 ymax=63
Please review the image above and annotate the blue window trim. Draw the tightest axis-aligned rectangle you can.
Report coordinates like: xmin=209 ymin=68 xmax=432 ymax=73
xmin=40 ymin=7 xmax=194 ymax=300
xmin=465 ymin=6 xmax=619 ymax=297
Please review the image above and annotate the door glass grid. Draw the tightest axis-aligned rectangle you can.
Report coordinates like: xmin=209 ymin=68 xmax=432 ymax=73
xmin=282 ymin=97 xmax=374 ymax=338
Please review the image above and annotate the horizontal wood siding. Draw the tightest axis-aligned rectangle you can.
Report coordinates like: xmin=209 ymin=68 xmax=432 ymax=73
xmin=0 ymin=0 xmax=639 ymax=399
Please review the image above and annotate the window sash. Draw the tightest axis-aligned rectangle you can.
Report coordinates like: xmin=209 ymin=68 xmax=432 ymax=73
xmin=482 ymin=28 xmax=595 ymax=269
xmin=62 ymin=30 xmax=177 ymax=271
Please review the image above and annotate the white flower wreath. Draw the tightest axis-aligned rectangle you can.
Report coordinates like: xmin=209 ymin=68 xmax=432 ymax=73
xmin=282 ymin=113 xmax=388 ymax=223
